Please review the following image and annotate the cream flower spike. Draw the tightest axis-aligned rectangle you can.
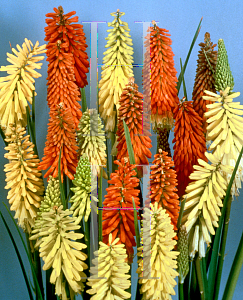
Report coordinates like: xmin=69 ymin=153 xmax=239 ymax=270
xmin=182 ymin=149 xmax=233 ymax=258
xmin=4 ymin=125 xmax=44 ymax=232
xmin=203 ymin=87 xmax=243 ymax=196
xmin=30 ymin=205 xmax=88 ymax=299
xmin=86 ymin=234 xmax=131 ymax=300
xmin=0 ymin=38 xmax=46 ymax=132
xmin=136 ymin=202 xmax=179 ymax=300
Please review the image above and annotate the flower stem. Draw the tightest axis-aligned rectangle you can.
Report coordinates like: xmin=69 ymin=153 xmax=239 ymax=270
xmin=179 ymin=282 xmax=185 ymax=300
xmin=222 ymin=230 xmax=243 ymax=300
xmin=98 ymin=171 xmax=103 ymax=243
xmin=195 ymin=257 xmax=206 ymax=300
xmin=214 ymin=196 xmax=232 ymax=300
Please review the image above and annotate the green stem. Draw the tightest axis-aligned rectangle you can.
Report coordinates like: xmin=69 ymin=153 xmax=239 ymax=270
xmin=222 ymin=230 xmax=243 ymax=300
xmin=184 ymin=260 xmax=192 ymax=300
xmin=195 ymin=257 xmax=205 ymax=300
xmin=179 ymin=282 xmax=185 ymax=300
xmin=26 ymin=106 xmax=38 ymax=157
xmin=110 ymin=131 xmax=116 ymax=173
xmin=177 ymin=197 xmax=186 ymax=230
xmin=214 ymin=196 xmax=232 ymax=300
xmin=201 ymin=258 xmax=208 ymax=299
xmin=98 ymin=172 xmax=103 ymax=243
xmin=105 ymin=138 xmax=110 ymax=182
xmin=191 ymin=261 xmax=198 ymax=299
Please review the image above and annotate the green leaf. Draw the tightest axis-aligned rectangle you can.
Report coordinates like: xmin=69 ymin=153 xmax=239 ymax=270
xmin=0 ymin=210 xmax=34 ymax=300
xmin=81 ymin=88 xmax=87 ymax=113
xmin=2 ymin=203 xmax=44 ymax=300
xmin=208 ymin=145 xmax=243 ymax=300
xmin=180 ymin=58 xmax=188 ymax=100
xmin=177 ymin=17 xmax=202 ymax=93
xmin=58 ymin=146 xmax=66 ymax=209
xmin=132 ymin=197 xmax=140 ymax=248
xmin=123 ymin=120 xmax=136 ymax=166
xmin=222 ymin=230 xmax=243 ymax=300
xmin=26 ymin=106 xmax=38 ymax=157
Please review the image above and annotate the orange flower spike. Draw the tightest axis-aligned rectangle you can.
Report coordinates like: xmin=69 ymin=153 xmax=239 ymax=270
xmin=102 ymin=157 xmax=140 ymax=263
xmin=173 ymin=99 xmax=207 ymax=197
xmin=38 ymin=104 xmax=78 ymax=182
xmin=192 ymin=32 xmax=217 ymax=133
xmin=46 ymin=40 xmax=82 ymax=128
xmin=116 ymin=78 xmax=152 ymax=177
xmin=45 ymin=6 xmax=89 ymax=88
xmin=144 ymin=21 xmax=179 ymax=131
xmin=149 ymin=150 xmax=180 ymax=232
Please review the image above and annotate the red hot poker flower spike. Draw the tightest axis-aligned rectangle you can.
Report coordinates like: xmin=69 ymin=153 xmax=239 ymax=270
xmin=46 ymin=40 xmax=82 ymax=128
xmin=192 ymin=32 xmax=217 ymax=133
xmin=45 ymin=6 xmax=89 ymax=88
xmin=38 ymin=104 xmax=78 ymax=182
xmin=102 ymin=157 xmax=140 ymax=263
xmin=143 ymin=21 xmax=179 ymax=131
xmin=148 ymin=150 xmax=180 ymax=232
xmin=116 ymin=78 xmax=152 ymax=177
xmin=173 ymin=99 xmax=207 ymax=198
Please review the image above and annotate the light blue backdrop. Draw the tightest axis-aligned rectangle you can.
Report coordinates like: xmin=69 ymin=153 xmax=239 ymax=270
xmin=0 ymin=0 xmax=243 ymax=299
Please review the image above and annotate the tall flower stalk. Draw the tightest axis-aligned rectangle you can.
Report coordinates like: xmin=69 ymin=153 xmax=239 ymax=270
xmin=99 ymin=10 xmax=134 ymax=132
xmin=45 ymin=6 xmax=89 ymax=88
xmin=38 ymin=103 xmax=78 ymax=181
xmin=116 ymin=77 xmax=152 ymax=177
xmin=136 ymin=202 xmax=179 ymax=299
xmin=173 ymin=98 xmax=207 ymax=197
xmin=143 ymin=21 xmax=179 ymax=131
xmin=102 ymin=157 xmax=140 ymax=263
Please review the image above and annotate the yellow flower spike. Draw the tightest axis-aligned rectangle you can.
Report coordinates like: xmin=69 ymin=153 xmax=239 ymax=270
xmin=0 ymin=39 xmax=46 ymax=132
xmin=30 ymin=205 xmax=88 ymax=299
xmin=4 ymin=125 xmax=44 ymax=232
xmin=203 ymin=86 xmax=243 ymax=196
xmin=182 ymin=150 xmax=233 ymax=258
xmin=86 ymin=234 xmax=131 ymax=300
xmin=136 ymin=203 xmax=179 ymax=300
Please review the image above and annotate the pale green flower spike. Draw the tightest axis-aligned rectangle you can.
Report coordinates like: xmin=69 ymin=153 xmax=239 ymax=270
xmin=69 ymin=154 xmax=98 ymax=223
xmin=214 ymin=39 xmax=234 ymax=92
xmin=177 ymin=225 xmax=189 ymax=284
xmin=77 ymin=109 xmax=107 ymax=178
xmin=33 ymin=176 xmax=61 ymax=231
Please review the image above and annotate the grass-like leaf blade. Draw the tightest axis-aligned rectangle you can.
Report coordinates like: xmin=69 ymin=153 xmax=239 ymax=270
xmin=81 ymin=87 xmax=87 ymax=112
xmin=208 ymin=145 xmax=243 ymax=300
xmin=123 ymin=120 xmax=136 ymax=166
xmin=0 ymin=210 xmax=34 ymax=300
xmin=177 ymin=18 xmax=202 ymax=94
xmin=58 ymin=146 xmax=66 ymax=209
xmin=2 ymin=203 xmax=44 ymax=300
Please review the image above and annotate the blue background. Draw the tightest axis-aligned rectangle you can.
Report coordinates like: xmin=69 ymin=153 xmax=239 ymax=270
xmin=0 ymin=0 xmax=243 ymax=299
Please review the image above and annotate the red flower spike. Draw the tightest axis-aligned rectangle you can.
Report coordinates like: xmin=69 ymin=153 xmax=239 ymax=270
xmin=46 ymin=41 xmax=82 ymax=128
xmin=192 ymin=32 xmax=217 ymax=133
xmin=147 ymin=150 xmax=180 ymax=232
xmin=38 ymin=104 xmax=78 ymax=182
xmin=173 ymin=99 xmax=207 ymax=197
xmin=102 ymin=157 xmax=140 ymax=263
xmin=116 ymin=78 xmax=152 ymax=177
xmin=45 ymin=6 xmax=89 ymax=88
xmin=143 ymin=21 xmax=179 ymax=131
